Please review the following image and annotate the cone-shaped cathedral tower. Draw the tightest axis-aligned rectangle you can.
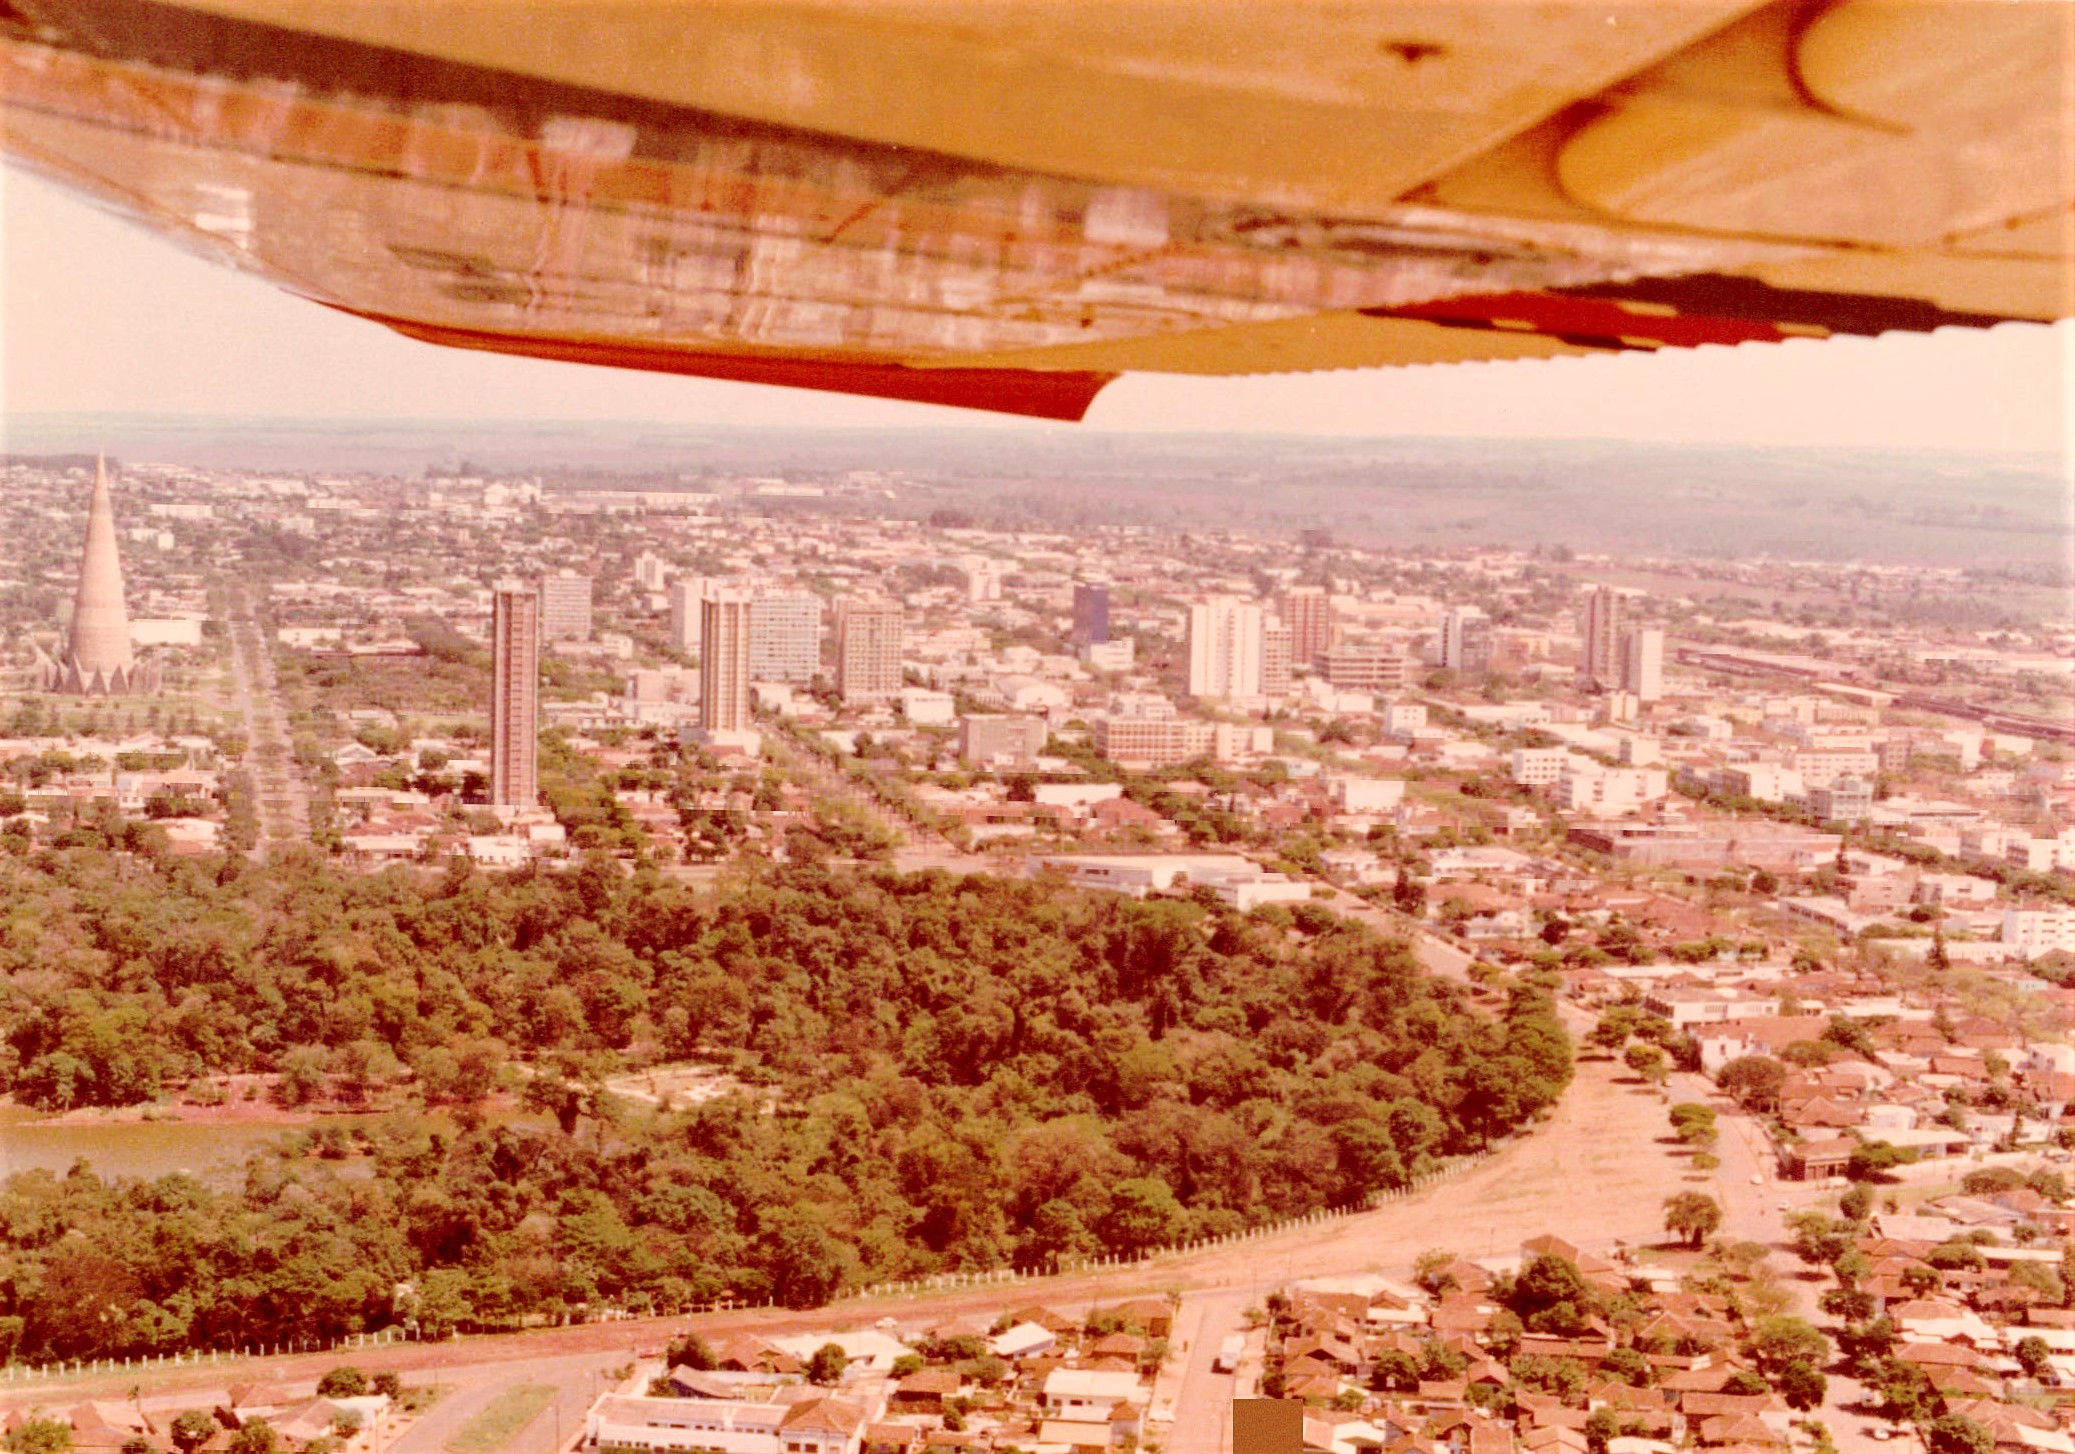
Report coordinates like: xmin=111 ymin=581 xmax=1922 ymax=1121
xmin=36 ymin=456 xmax=155 ymax=694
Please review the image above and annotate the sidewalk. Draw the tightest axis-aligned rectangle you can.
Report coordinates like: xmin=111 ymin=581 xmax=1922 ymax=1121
xmin=1148 ymin=1296 xmax=1206 ymax=1421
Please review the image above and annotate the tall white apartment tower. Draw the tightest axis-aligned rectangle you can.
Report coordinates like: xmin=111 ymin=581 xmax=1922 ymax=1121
xmin=699 ymin=590 xmax=755 ymax=732
xmin=1187 ymin=597 xmax=1264 ymax=700
xmin=538 ymin=571 xmax=594 ymax=641
xmin=667 ymin=577 xmax=709 ymax=653
xmin=748 ymin=593 xmax=822 ymax=683
xmin=835 ymin=598 xmax=904 ymax=703
xmin=1624 ymin=627 xmax=1666 ymax=703
xmin=1261 ymin=620 xmax=1294 ymax=699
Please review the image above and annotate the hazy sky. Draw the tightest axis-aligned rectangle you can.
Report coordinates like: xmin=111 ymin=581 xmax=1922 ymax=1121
xmin=3 ymin=163 xmax=2069 ymax=456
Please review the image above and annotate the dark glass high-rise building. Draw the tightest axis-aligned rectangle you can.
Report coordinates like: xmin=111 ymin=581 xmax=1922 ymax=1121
xmin=1072 ymin=583 xmax=1110 ymax=649
xmin=1280 ymin=585 xmax=1330 ymax=665
xmin=490 ymin=581 xmax=540 ymax=807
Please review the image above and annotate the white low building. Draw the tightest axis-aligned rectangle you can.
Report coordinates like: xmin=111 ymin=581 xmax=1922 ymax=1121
xmin=1041 ymin=1368 xmax=1145 ymax=1416
xmin=767 ymin=1330 xmax=912 ymax=1374
xmin=990 ymin=1322 xmax=1058 ymax=1360
xmin=584 ymin=1393 xmax=868 ymax=1454
xmin=899 ymin=688 xmax=956 ymax=726
xmin=2005 ymin=907 xmax=2075 ymax=958
xmin=1328 ymin=777 xmax=1405 ymax=814
xmin=1034 ymin=853 xmax=1313 ymax=909
xmin=1557 ymin=765 xmax=1668 ymax=816
xmin=1511 ymin=747 xmax=1572 ymax=788
xmin=1033 ymin=783 xmax=1124 ymax=812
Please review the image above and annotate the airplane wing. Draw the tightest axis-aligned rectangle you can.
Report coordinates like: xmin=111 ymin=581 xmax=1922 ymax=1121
xmin=2 ymin=1 xmax=2068 ymax=420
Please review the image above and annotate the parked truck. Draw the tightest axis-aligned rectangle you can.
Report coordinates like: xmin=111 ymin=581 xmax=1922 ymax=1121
xmin=1214 ymin=1333 xmax=1244 ymax=1373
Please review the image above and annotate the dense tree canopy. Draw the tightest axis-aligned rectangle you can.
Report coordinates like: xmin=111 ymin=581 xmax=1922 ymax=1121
xmin=0 ymin=846 xmax=1571 ymax=1362
xmin=1662 ymin=1192 xmax=1722 ymax=1248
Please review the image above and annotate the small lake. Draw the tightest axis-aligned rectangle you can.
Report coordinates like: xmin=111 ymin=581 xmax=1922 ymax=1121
xmin=0 ymin=1106 xmax=298 ymax=1186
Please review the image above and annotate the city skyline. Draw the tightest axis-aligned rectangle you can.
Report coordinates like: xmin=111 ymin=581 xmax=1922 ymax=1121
xmin=0 ymin=442 xmax=2070 ymax=1449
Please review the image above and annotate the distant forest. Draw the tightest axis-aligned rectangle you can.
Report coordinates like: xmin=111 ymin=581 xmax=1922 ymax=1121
xmin=0 ymin=848 xmax=1571 ymax=1361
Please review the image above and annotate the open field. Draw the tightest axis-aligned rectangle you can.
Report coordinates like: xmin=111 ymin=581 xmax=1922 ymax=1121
xmin=598 ymin=1063 xmax=746 ymax=1109
xmin=1114 ymin=1056 xmax=1694 ymax=1286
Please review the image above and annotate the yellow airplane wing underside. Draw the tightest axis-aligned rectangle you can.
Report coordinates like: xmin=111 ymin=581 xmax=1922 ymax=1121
xmin=2 ymin=0 xmax=2067 ymax=417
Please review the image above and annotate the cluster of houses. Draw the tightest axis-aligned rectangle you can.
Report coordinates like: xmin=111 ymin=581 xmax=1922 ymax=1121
xmin=0 ymin=733 xmax=228 ymax=854
xmin=584 ymin=1301 xmax=1171 ymax=1454
xmin=1260 ymin=1239 xmax=1771 ymax=1454
xmin=1264 ymin=1228 xmax=2075 ymax=1454
xmin=4 ymin=1382 xmax=393 ymax=1454
xmin=1578 ymin=951 xmax=2075 ymax=1181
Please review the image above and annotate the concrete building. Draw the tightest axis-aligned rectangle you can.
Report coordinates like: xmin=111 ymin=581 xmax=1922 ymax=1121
xmin=2007 ymin=832 xmax=2075 ymax=873
xmin=1809 ymin=776 xmax=1874 ymax=823
xmin=1071 ymin=583 xmax=1110 ymax=649
xmin=1512 ymin=747 xmax=1571 ymax=788
xmin=1036 ymin=854 xmax=1310 ymax=910
xmin=1093 ymin=716 xmax=1270 ymax=767
xmin=1558 ymin=764 xmax=1670 ymax=815
xmin=37 ymin=457 xmax=155 ymax=695
xmin=1383 ymin=701 xmax=1428 ymax=737
xmin=2004 ymin=908 xmax=2075 ymax=958
xmin=1580 ymin=586 xmax=1627 ymax=691
xmin=1280 ymin=585 xmax=1331 ymax=665
xmin=699 ymin=590 xmax=754 ymax=733
xmin=1617 ymin=734 xmax=1663 ymax=766
xmin=835 ymin=598 xmax=904 ymax=703
xmin=1095 ymin=715 xmax=1216 ymax=766
xmin=1319 ymin=643 xmax=1412 ymax=693
xmin=582 ymin=1392 xmax=867 ymax=1454
xmin=1640 ymin=988 xmax=1776 ymax=1029
xmin=743 ymin=593 xmax=820 ymax=683
xmin=960 ymin=714 xmax=1046 ymax=767
xmin=1622 ymin=627 xmax=1665 ymax=702
xmin=1082 ymin=638 xmax=1135 ymax=672
xmin=1261 ymin=619 xmax=1293 ymax=699
xmin=1719 ymin=763 xmax=1803 ymax=802
xmin=1441 ymin=607 xmax=1493 ymax=678
xmin=1187 ymin=597 xmax=1263 ymax=700
xmin=1567 ymin=820 xmax=1837 ymax=871
xmin=1793 ymin=750 xmax=1881 ymax=790
xmin=900 ymin=688 xmax=955 ymax=725
xmin=632 ymin=553 xmax=669 ymax=593
xmin=539 ymin=572 xmax=594 ymax=641
xmin=1329 ymin=777 xmax=1406 ymax=813
xmin=958 ymin=557 xmax=1003 ymax=603
xmin=490 ymin=581 xmax=541 ymax=807
xmin=666 ymin=577 xmax=710 ymax=653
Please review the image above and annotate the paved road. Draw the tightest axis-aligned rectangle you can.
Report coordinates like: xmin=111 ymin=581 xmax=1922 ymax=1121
xmin=223 ymin=584 xmax=311 ymax=855
xmin=1669 ymin=1072 xmax=1897 ymax=1454
xmin=1163 ymin=1289 xmax=1250 ymax=1454
xmin=760 ymin=724 xmax=964 ymax=859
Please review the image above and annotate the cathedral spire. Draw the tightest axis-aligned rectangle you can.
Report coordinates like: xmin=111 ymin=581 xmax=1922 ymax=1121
xmin=65 ymin=455 xmax=135 ymax=689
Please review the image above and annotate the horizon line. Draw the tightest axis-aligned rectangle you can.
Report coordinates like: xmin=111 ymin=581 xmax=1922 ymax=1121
xmin=1 ymin=412 xmax=2064 ymax=462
